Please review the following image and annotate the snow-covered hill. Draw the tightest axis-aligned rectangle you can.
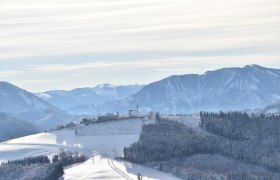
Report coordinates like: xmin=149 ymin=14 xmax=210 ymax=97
xmin=94 ymin=65 xmax=280 ymax=114
xmin=0 ymin=82 xmax=73 ymax=128
xmin=0 ymin=119 xmax=180 ymax=180
xmin=0 ymin=113 xmax=40 ymax=142
xmin=261 ymin=100 xmax=280 ymax=113
xmin=37 ymin=84 xmax=144 ymax=115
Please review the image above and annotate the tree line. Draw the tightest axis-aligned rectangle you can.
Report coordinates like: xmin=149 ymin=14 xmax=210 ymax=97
xmin=0 ymin=149 xmax=87 ymax=180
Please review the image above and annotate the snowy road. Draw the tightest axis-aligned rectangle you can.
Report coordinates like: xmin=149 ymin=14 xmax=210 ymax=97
xmin=108 ymin=158 xmax=134 ymax=180
xmin=63 ymin=156 xmax=181 ymax=180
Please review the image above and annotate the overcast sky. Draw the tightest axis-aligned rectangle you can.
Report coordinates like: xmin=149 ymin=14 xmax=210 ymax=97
xmin=0 ymin=0 xmax=280 ymax=92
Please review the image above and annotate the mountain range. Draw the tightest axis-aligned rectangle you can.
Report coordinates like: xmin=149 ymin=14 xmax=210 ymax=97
xmin=1 ymin=64 xmax=280 ymax=126
xmin=91 ymin=65 xmax=280 ymax=114
xmin=0 ymin=82 xmax=73 ymax=129
xmin=1 ymin=64 xmax=280 ymax=141
xmin=0 ymin=113 xmax=40 ymax=142
xmin=36 ymin=84 xmax=144 ymax=115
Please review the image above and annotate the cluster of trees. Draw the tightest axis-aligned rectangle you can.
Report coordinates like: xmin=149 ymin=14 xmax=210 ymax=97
xmin=0 ymin=150 xmax=87 ymax=180
xmin=124 ymin=119 xmax=211 ymax=164
xmin=5 ymin=155 xmax=50 ymax=166
xmin=124 ymin=113 xmax=280 ymax=177
xmin=199 ymin=112 xmax=280 ymax=171
xmin=200 ymin=111 xmax=280 ymax=141
xmin=0 ymin=156 xmax=63 ymax=180
xmin=52 ymin=149 xmax=87 ymax=167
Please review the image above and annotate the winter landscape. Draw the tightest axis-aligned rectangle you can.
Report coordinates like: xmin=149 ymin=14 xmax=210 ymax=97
xmin=1 ymin=0 xmax=280 ymax=180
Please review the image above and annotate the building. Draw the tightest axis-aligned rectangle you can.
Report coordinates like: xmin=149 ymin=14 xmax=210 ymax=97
xmin=129 ymin=104 xmax=141 ymax=118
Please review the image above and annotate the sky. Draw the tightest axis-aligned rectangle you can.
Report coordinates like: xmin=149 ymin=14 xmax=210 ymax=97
xmin=0 ymin=0 xmax=280 ymax=92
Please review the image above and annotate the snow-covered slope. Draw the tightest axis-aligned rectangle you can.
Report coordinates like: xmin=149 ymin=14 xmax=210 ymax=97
xmin=0 ymin=82 xmax=73 ymax=128
xmin=37 ymin=84 xmax=144 ymax=115
xmin=0 ymin=119 xmax=181 ymax=180
xmin=261 ymin=100 xmax=280 ymax=113
xmin=0 ymin=82 xmax=54 ymax=113
xmin=0 ymin=113 xmax=40 ymax=142
xmin=95 ymin=65 xmax=280 ymax=114
xmin=0 ymin=119 xmax=146 ymax=161
xmin=63 ymin=155 xmax=180 ymax=180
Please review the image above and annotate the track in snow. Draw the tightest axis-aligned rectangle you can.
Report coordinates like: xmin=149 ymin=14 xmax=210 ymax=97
xmin=108 ymin=158 xmax=134 ymax=180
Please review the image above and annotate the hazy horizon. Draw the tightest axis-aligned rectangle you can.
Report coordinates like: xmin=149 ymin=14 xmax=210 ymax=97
xmin=1 ymin=63 xmax=278 ymax=93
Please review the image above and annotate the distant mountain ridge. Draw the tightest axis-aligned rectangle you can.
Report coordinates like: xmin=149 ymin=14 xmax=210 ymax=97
xmin=36 ymin=84 xmax=144 ymax=115
xmin=1 ymin=64 xmax=279 ymax=123
xmin=0 ymin=113 xmax=40 ymax=142
xmin=0 ymin=82 xmax=73 ymax=128
xmin=92 ymin=65 xmax=280 ymax=114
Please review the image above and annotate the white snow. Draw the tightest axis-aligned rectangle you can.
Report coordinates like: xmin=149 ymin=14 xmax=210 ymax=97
xmin=266 ymin=70 xmax=280 ymax=77
xmin=165 ymin=116 xmax=211 ymax=136
xmin=78 ymin=94 xmax=91 ymax=97
xmin=8 ymin=133 xmax=57 ymax=145
xmin=63 ymin=156 xmax=180 ymax=180
xmin=0 ymin=119 xmax=182 ymax=180
xmin=37 ymin=93 xmax=52 ymax=99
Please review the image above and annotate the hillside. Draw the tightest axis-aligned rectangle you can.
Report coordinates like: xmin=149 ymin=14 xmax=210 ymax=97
xmin=0 ymin=119 xmax=180 ymax=180
xmin=0 ymin=82 xmax=73 ymax=128
xmin=261 ymin=100 xmax=280 ymax=113
xmin=0 ymin=113 xmax=40 ymax=142
xmin=124 ymin=114 xmax=280 ymax=179
xmin=2 ymin=115 xmax=280 ymax=179
xmin=95 ymin=65 xmax=280 ymax=114
xmin=37 ymin=84 xmax=144 ymax=115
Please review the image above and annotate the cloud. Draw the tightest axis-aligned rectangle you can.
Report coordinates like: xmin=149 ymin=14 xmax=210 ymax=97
xmin=0 ymin=0 xmax=279 ymax=59
xmin=27 ymin=54 xmax=280 ymax=74
xmin=0 ymin=70 xmax=22 ymax=77
xmin=0 ymin=0 xmax=279 ymax=91
xmin=24 ymin=79 xmax=67 ymax=83
xmin=28 ymin=60 xmax=167 ymax=72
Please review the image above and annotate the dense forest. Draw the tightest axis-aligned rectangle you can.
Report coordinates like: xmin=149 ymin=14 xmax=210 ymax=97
xmin=124 ymin=112 xmax=280 ymax=179
xmin=0 ymin=149 xmax=87 ymax=180
xmin=0 ymin=156 xmax=63 ymax=180
xmin=200 ymin=112 xmax=280 ymax=171
xmin=200 ymin=112 xmax=280 ymax=141
xmin=124 ymin=119 xmax=210 ymax=163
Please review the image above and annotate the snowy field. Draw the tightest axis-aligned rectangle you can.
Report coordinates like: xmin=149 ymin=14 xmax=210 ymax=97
xmin=164 ymin=116 xmax=200 ymax=127
xmin=63 ymin=156 xmax=180 ymax=180
xmin=0 ymin=119 xmax=181 ymax=180
xmin=165 ymin=116 xmax=212 ymax=137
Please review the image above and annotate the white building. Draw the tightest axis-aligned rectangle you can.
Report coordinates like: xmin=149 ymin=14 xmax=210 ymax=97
xmin=129 ymin=104 xmax=142 ymax=118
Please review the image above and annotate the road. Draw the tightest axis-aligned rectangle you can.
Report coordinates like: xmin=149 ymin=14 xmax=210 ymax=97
xmin=108 ymin=158 xmax=134 ymax=180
